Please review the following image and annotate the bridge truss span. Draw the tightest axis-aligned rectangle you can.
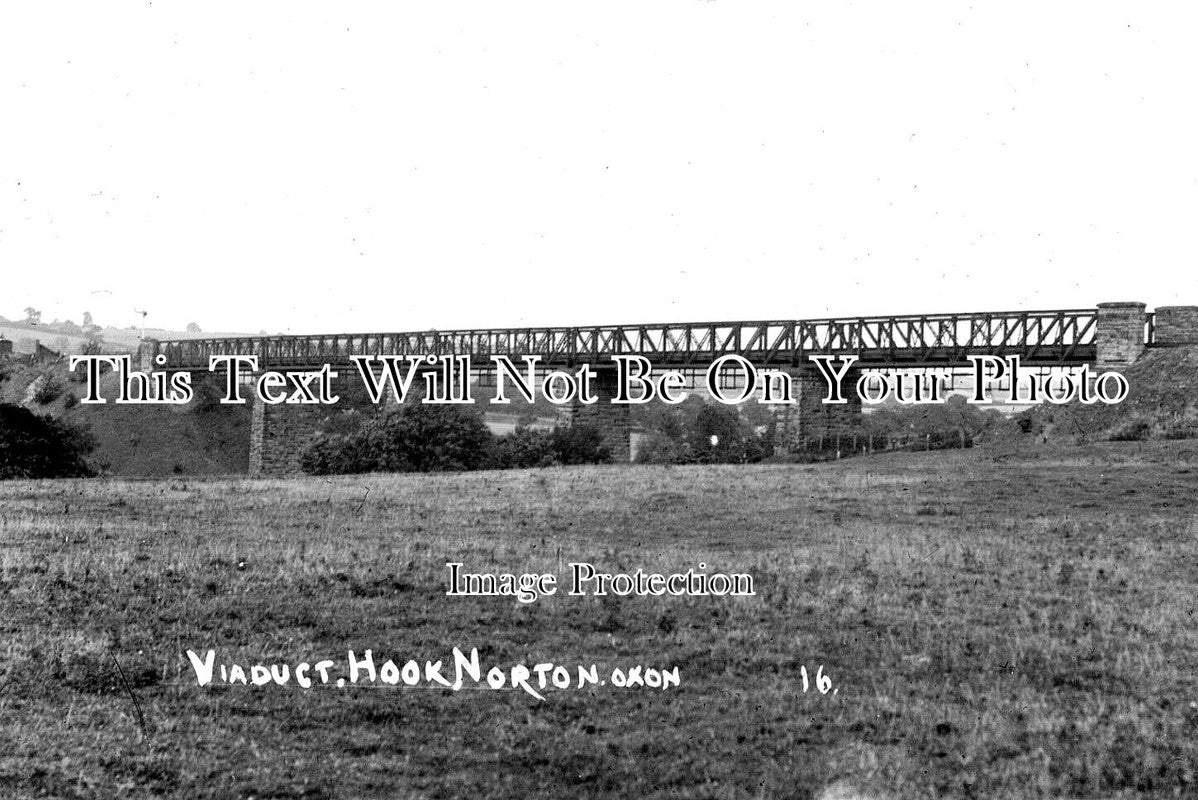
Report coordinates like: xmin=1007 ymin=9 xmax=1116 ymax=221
xmin=152 ymin=307 xmax=1109 ymax=372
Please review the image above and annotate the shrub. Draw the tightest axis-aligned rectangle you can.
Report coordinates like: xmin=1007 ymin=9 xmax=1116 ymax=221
xmin=1109 ymin=420 xmax=1151 ymax=442
xmin=33 ymin=376 xmax=63 ymax=405
xmin=1162 ymin=424 xmax=1198 ymax=440
xmin=635 ymin=432 xmax=686 ymax=464
xmin=486 ymin=422 xmax=613 ymax=469
xmin=687 ymin=403 xmax=771 ymax=463
xmin=190 ymin=377 xmax=229 ymax=414
xmin=550 ymin=422 xmax=611 ymax=465
xmin=0 ymin=403 xmax=96 ymax=479
xmin=373 ymin=405 xmax=493 ymax=472
xmin=489 ymin=425 xmax=556 ymax=469
xmin=300 ymin=431 xmax=368 ymax=475
xmin=302 ymin=404 xmax=494 ymax=475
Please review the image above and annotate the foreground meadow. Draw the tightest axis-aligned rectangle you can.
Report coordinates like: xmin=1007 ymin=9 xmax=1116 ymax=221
xmin=2 ymin=445 xmax=1197 ymax=799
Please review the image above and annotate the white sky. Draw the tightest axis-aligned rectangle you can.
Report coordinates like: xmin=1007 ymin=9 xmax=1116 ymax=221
xmin=2 ymin=3 xmax=1197 ymax=334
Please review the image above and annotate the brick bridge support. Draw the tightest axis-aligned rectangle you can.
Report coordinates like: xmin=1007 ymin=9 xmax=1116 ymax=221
xmin=568 ymin=366 xmax=632 ymax=462
xmin=797 ymin=365 xmax=863 ymax=450
xmin=249 ymin=398 xmax=326 ymax=477
xmin=775 ymin=365 xmax=864 ymax=454
xmin=1095 ymin=302 xmax=1147 ymax=369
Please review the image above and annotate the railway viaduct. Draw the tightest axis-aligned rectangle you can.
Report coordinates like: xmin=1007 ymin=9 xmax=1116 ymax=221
xmin=141 ymin=302 xmax=1198 ymax=476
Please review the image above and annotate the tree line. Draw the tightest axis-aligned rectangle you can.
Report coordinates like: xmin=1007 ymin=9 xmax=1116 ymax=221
xmin=300 ymin=404 xmax=612 ymax=475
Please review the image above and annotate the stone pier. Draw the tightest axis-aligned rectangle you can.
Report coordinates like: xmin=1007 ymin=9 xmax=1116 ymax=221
xmin=249 ymin=398 xmax=327 ymax=477
xmin=1095 ymin=302 xmax=1147 ymax=368
xmin=796 ymin=366 xmax=862 ymax=448
xmin=773 ymin=366 xmax=864 ymax=453
xmin=137 ymin=338 xmax=160 ymax=372
xmin=568 ymin=366 xmax=632 ymax=462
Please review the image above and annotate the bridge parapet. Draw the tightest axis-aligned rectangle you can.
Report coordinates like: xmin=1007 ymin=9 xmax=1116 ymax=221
xmin=1151 ymin=306 xmax=1198 ymax=346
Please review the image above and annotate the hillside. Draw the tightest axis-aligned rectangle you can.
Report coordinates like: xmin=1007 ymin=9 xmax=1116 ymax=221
xmin=0 ymin=360 xmax=251 ymax=476
xmin=0 ymin=321 xmax=258 ymax=356
xmin=0 ymin=323 xmax=104 ymax=356
xmin=1019 ymin=345 xmax=1198 ymax=443
xmin=0 ymin=362 xmax=564 ymax=477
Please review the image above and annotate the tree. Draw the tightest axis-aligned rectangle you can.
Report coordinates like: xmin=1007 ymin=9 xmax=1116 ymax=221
xmin=186 ymin=322 xmax=202 ymax=333
xmin=372 ymin=405 xmax=493 ymax=472
xmin=686 ymin=403 xmax=762 ymax=463
xmin=550 ymin=422 xmax=611 ymax=465
xmin=863 ymin=394 xmax=1004 ymax=450
xmin=0 ymin=404 xmax=95 ymax=479
xmin=23 ymin=307 xmax=41 ymax=326
xmin=635 ymin=396 xmax=769 ymax=464
xmin=81 ymin=311 xmax=103 ymax=336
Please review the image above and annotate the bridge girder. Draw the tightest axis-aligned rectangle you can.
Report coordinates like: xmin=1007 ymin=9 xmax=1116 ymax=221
xmin=151 ymin=308 xmax=1116 ymax=372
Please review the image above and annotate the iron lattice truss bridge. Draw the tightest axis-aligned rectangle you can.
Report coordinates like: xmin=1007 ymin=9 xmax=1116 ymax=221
xmin=152 ymin=308 xmax=1150 ymax=372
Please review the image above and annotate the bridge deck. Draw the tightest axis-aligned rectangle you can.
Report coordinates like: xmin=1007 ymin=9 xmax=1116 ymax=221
xmin=153 ymin=308 xmax=1114 ymax=370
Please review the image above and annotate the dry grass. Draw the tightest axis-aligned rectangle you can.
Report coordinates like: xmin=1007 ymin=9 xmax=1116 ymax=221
xmin=1 ymin=444 xmax=1196 ymax=798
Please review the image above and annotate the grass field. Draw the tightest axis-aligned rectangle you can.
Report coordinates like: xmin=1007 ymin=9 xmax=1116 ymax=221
xmin=2 ymin=445 xmax=1197 ymax=798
